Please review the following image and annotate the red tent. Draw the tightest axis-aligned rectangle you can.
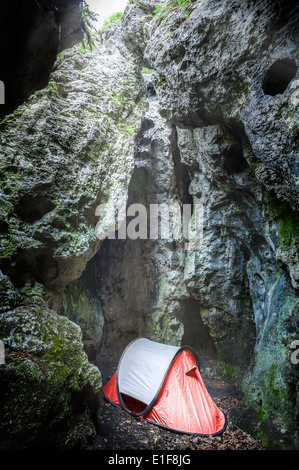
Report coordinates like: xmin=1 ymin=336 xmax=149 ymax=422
xmin=103 ymin=338 xmax=226 ymax=436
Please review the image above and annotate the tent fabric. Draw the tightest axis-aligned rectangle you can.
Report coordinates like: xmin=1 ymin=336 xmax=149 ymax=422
xmin=117 ymin=338 xmax=180 ymax=411
xmin=103 ymin=338 xmax=227 ymax=436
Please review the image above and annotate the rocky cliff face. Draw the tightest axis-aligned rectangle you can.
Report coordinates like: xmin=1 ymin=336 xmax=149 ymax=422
xmin=0 ymin=0 xmax=84 ymax=120
xmin=0 ymin=7 xmax=146 ymax=448
xmin=95 ymin=0 xmax=299 ymax=447
xmin=0 ymin=0 xmax=298 ymax=450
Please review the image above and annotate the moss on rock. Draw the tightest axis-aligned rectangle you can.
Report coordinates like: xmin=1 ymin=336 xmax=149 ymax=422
xmin=0 ymin=295 xmax=101 ymax=449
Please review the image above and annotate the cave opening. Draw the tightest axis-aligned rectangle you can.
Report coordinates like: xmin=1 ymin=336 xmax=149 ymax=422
xmin=262 ymin=58 xmax=297 ymax=96
xmin=76 ymin=234 xmax=218 ymax=372
xmin=68 ymin=229 xmax=218 ymax=372
xmin=64 ymin=165 xmax=213 ymax=373
xmin=223 ymin=142 xmax=250 ymax=175
xmin=15 ymin=195 xmax=55 ymax=224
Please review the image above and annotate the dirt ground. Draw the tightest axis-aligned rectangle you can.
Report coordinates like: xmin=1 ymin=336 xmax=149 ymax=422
xmin=89 ymin=355 xmax=266 ymax=451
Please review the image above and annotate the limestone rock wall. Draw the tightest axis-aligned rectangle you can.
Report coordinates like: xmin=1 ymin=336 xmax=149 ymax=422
xmin=0 ymin=0 xmax=84 ymax=120
xmin=95 ymin=0 xmax=299 ymax=447
xmin=0 ymin=18 xmax=146 ymax=448
xmin=0 ymin=285 xmax=102 ymax=449
xmin=0 ymin=0 xmax=298 ymax=450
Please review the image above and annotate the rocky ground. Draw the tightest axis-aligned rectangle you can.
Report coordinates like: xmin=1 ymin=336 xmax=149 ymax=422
xmin=89 ymin=357 xmax=265 ymax=451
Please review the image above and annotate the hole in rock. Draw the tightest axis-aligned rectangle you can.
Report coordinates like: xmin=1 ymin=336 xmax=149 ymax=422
xmin=0 ymin=219 xmax=9 ymax=233
xmin=4 ymin=253 xmax=58 ymax=289
xmin=33 ymin=254 xmax=57 ymax=284
xmin=85 ymin=239 xmax=218 ymax=371
xmin=224 ymin=148 xmax=250 ymax=175
xmin=93 ymin=235 xmax=153 ymax=365
xmin=262 ymin=58 xmax=297 ymax=96
xmin=220 ymin=129 xmax=251 ymax=176
xmin=147 ymin=82 xmax=156 ymax=97
xmin=9 ymin=259 xmax=33 ymax=288
xmin=139 ymin=118 xmax=155 ymax=134
xmin=16 ymin=195 xmax=55 ymax=223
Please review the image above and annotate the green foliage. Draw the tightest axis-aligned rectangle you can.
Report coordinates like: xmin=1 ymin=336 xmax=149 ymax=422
xmin=290 ymin=124 xmax=299 ymax=140
xmin=266 ymin=191 xmax=299 ymax=247
xmin=0 ymin=238 xmax=18 ymax=259
xmin=172 ymin=0 xmax=189 ymax=6
xmin=214 ymin=360 xmax=235 ymax=379
xmin=149 ymin=4 xmax=167 ymax=19
xmin=151 ymin=4 xmax=161 ymax=15
xmin=82 ymin=0 xmax=98 ymax=28
xmin=117 ymin=122 xmax=136 ymax=135
xmin=141 ymin=67 xmax=154 ymax=73
xmin=246 ymin=362 xmax=297 ymax=448
xmin=47 ymin=79 xmax=58 ymax=91
xmin=0 ymin=115 xmax=10 ymax=127
xmin=77 ymin=41 xmax=88 ymax=54
xmin=101 ymin=11 xmax=123 ymax=31
xmin=81 ymin=0 xmax=98 ymax=50
xmin=149 ymin=0 xmax=191 ymax=20
xmin=274 ymin=102 xmax=287 ymax=119
xmin=111 ymin=89 xmax=126 ymax=106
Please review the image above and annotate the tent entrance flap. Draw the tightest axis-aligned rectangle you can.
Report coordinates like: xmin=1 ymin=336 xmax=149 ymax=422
xmin=103 ymin=337 xmax=227 ymax=436
xmin=121 ymin=394 xmax=147 ymax=415
xmin=117 ymin=338 xmax=180 ymax=410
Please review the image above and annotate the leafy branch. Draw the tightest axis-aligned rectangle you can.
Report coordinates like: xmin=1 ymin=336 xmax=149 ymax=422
xmin=149 ymin=0 xmax=191 ymax=21
xmin=100 ymin=12 xmax=123 ymax=32
xmin=81 ymin=0 xmax=99 ymax=50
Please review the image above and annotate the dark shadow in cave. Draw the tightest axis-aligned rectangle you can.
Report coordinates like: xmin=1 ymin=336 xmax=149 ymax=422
xmin=181 ymin=299 xmax=217 ymax=364
xmin=73 ymin=119 xmax=205 ymax=371
xmin=170 ymin=126 xmax=194 ymax=211
xmin=15 ymin=195 xmax=55 ymax=224
xmin=262 ymin=58 xmax=297 ymax=96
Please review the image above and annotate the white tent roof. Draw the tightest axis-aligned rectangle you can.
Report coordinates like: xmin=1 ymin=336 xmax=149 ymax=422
xmin=117 ymin=338 xmax=180 ymax=407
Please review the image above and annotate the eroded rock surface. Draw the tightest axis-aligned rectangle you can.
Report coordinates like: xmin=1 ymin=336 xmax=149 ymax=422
xmin=0 ymin=285 xmax=101 ymax=449
xmin=0 ymin=0 xmax=298 ymax=450
xmin=96 ymin=0 xmax=299 ymax=448
xmin=0 ymin=0 xmax=84 ymax=120
xmin=0 ymin=17 xmax=145 ymax=448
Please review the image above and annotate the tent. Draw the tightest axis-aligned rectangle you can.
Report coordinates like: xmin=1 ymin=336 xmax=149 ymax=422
xmin=103 ymin=338 xmax=227 ymax=436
